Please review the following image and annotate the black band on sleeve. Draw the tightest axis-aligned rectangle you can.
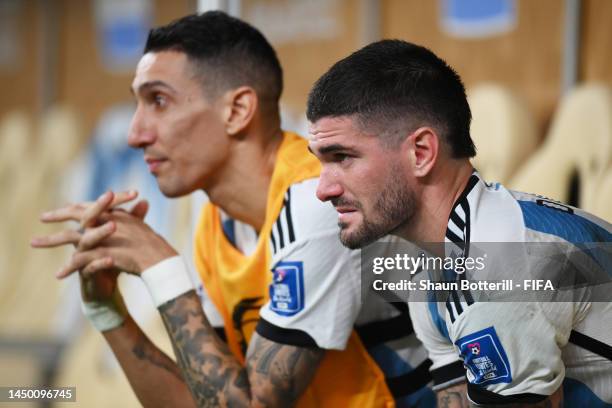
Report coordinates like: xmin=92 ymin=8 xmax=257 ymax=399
xmin=255 ymin=318 xmax=319 ymax=348
xmin=431 ymin=360 xmax=465 ymax=388
xmin=467 ymin=382 xmax=548 ymax=405
xmin=569 ymin=330 xmax=612 ymax=360
xmin=386 ymin=359 xmax=433 ymax=397
xmin=355 ymin=312 xmax=414 ymax=348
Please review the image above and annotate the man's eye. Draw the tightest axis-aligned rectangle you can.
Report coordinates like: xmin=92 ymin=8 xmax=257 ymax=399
xmin=152 ymin=93 xmax=167 ymax=108
xmin=333 ymin=153 xmax=349 ymax=162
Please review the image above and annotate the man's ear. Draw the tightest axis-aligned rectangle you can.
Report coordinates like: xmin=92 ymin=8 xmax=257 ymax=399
xmin=222 ymin=86 xmax=258 ymax=136
xmin=403 ymin=127 xmax=439 ymax=177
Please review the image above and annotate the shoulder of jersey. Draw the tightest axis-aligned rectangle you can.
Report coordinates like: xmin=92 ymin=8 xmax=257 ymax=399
xmin=280 ymin=177 xmax=339 ymax=242
xmin=473 ymin=179 xmax=611 ymax=243
xmin=455 ymin=177 xmax=527 ymax=242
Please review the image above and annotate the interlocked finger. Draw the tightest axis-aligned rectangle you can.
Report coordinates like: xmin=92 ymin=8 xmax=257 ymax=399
xmin=81 ymin=191 xmax=137 ymax=228
xmin=30 ymin=229 xmax=82 ymax=248
xmin=57 ymin=249 xmax=106 ymax=279
xmin=130 ymin=200 xmax=149 ymax=220
xmin=78 ymin=221 xmax=116 ymax=251
xmin=81 ymin=257 xmax=115 ymax=277
xmin=40 ymin=202 xmax=89 ymax=223
xmin=39 ymin=190 xmax=137 ymax=226
xmin=110 ymin=190 xmax=138 ymax=207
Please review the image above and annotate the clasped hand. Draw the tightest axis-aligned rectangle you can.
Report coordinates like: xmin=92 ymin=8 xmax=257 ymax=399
xmin=31 ymin=190 xmax=178 ymax=280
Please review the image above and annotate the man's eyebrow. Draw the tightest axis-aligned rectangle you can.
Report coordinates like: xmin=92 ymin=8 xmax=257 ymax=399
xmin=130 ymin=80 xmax=177 ymax=96
xmin=315 ymin=143 xmax=353 ymax=155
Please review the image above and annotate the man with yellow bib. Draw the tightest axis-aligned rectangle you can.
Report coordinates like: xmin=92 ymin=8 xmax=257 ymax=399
xmin=33 ymin=12 xmax=435 ymax=407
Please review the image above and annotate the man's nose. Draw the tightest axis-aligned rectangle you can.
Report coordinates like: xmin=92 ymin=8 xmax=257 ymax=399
xmin=316 ymin=168 xmax=344 ymax=202
xmin=127 ymin=107 xmax=156 ymax=148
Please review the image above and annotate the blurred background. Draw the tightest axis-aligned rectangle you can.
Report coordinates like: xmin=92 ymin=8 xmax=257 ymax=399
xmin=0 ymin=0 xmax=610 ymax=406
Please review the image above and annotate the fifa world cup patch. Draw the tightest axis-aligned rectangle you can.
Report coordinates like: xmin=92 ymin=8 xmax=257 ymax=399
xmin=269 ymin=261 xmax=305 ymax=316
xmin=456 ymin=326 xmax=512 ymax=385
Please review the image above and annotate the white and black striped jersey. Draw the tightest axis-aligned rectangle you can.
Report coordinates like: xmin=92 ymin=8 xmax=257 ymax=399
xmin=410 ymin=171 xmax=612 ymax=406
xmin=225 ymin=177 xmax=437 ymax=407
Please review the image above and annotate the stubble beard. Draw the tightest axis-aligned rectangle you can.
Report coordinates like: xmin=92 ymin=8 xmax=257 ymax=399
xmin=337 ymin=178 xmax=415 ymax=249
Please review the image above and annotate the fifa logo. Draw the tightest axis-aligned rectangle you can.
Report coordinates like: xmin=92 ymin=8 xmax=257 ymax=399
xmin=468 ymin=342 xmax=481 ymax=355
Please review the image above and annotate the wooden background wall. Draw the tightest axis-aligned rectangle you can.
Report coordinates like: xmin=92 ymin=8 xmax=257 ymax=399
xmin=0 ymin=1 xmax=42 ymax=119
xmin=0 ymin=0 xmax=610 ymax=138
xmin=382 ymin=0 xmax=563 ymax=133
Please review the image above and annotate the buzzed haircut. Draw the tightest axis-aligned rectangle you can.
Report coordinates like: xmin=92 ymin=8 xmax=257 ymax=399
xmin=307 ymin=39 xmax=476 ymax=158
xmin=144 ymin=11 xmax=283 ymax=113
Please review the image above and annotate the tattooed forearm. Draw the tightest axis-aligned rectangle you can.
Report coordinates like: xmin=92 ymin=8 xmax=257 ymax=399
xmin=131 ymin=329 xmax=184 ymax=382
xmin=438 ymin=383 xmax=469 ymax=408
xmin=254 ymin=341 xmax=282 ymax=374
xmin=247 ymin=334 xmax=324 ymax=407
xmin=439 ymin=391 xmax=468 ymax=408
xmin=160 ymin=290 xmax=249 ymax=407
xmin=158 ymin=290 xmax=324 ymax=408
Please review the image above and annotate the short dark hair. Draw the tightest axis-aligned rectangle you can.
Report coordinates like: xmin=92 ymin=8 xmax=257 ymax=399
xmin=307 ymin=39 xmax=475 ymax=158
xmin=144 ymin=11 xmax=283 ymax=112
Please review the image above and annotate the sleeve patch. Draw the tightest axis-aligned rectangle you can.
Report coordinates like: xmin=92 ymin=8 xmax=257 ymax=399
xmin=455 ymin=326 xmax=512 ymax=385
xmin=269 ymin=261 xmax=305 ymax=316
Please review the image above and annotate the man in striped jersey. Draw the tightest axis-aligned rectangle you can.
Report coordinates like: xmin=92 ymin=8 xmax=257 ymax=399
xmin=32 ymin=12 xmax=434 ymax=408
xmin=307 ymin=39 xmax=612 ymax=407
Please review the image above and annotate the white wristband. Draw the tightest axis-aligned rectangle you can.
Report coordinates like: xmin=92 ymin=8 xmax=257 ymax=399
xmin=141 ymin=256 xmax=194 ymax=308
xmin=81 ymin=289 xmax=128 ymax=332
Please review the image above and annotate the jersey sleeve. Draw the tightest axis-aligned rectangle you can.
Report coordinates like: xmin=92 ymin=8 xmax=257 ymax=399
xmin=257 ymin=231 xmax=362 ymax=350
xmin=446 ymin=229 xmax=595 ymax=403
xmin=408 ymin=299 xmax=465 ymax=391
xmin=256 ymin=178 xmax=362 ymax=350
xmin=448 ymin=301 xmax=575 ymax=404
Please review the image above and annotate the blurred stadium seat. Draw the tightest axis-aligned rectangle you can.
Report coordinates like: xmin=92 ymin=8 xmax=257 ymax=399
xmin=509 ymin=83 xmax=612 ymax=206
xmin=468 ymin=83 xmax=539 ymax=183
xmin=1 ymin=106 xmax=83 ymax=337
xmin=585 ymin=167 xmax=612 ymax=220
xmin=53 ymin=309 xmax=177 ymax=408
xmin=53 ymin=325 xmax=142 ymax=408
xmin=36 ymin=105 xmax=84 ymax=175
xmin=0 ymin=110 xmax=33 ymax=305
xmin=0 ymin=107 xmax=84 ymax=404
xmin=0 ymin=110 xmax=33 ymax=184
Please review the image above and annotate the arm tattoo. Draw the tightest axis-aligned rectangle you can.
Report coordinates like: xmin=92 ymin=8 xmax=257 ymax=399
xmin=159 ymin=290 xmax=324 ymax=407
xmin=131 ymin=328 xmax=184 ymax=382
xmin=438 ymin=384 xmax=470 ymax=408
xmin=159 ymin=290 xmax=249 ymax=407
xmin=247 ymin=334 xmax=324 ymax=406
xmin=254 ymin=340 xmax=282 ymax=374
